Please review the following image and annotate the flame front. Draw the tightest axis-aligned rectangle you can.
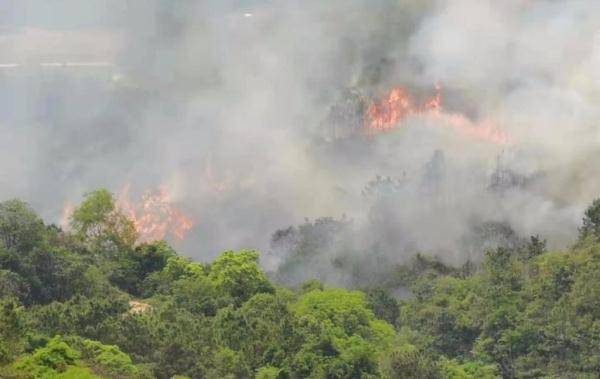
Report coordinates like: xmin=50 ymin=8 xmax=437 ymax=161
xmin=118 ymin=184 xmax=193 ymax=242
xmin=365 ymin=85 xmax=509 ymax=144
xmin=366 ymin=88 xmax=416 ymax=131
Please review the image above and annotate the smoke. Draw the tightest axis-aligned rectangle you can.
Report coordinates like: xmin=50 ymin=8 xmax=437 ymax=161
xmin=0 ymin=0 xmax=599 ymax=284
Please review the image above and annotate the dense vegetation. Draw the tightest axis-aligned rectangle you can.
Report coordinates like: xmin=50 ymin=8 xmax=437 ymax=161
xmin=1 ymin=190 xmax=599 ymax=378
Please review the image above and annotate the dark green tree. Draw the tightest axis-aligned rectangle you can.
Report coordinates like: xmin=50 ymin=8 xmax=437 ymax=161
xmin=0 ymin=199 xmax=45 ymax=252
xmin=580 ymin=198 xmax=600 ymax=239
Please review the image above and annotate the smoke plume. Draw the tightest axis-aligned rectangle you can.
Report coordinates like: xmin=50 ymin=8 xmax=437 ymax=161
xmin=1 ymin=0 xmax=599 ymax=285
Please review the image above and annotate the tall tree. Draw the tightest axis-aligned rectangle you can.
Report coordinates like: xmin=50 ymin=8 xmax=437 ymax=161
xmin=71 ymin=189 xmax=137 ymax=250
xmin=0 ymin=200 xmax=45 ymax=252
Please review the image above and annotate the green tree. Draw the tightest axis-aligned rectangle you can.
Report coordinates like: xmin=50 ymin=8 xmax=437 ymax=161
xmin=107 ymin=303 xmax=214 ymax=378
xmin=26 ymin=247 xmax=93 ymax=304
xmin=366 ymin=288 xmax=399 ymax=326
xmin=0 ymin=199 xmax=45 ymax=252
xmin=0 ymin=269 xmax=29 ymax=300
xmin=291 ymin=288 xmax=395 ymax=377
xmin=110 ymin=240 xmax=176 ymax=296
xmin=29 ymin=295 xmax=129 ymax=341
xmin=0 ymin=298 xmax=25 ymax=364
xmin=380 ymin=344 xmax=443 ymax=379
xmin=68 ymin=337 xmax=139 ymax=377
xmin=169 ymin=274 xmax=218 ymax=316
xmin=208 ymin=348 xmax=251 ymax=379
xmin=11 ymin=336 xmax=81 ymax=377
xmin=256 ymin=365 xmax=284 ymax=379
xmin=293 ymin=288 xmax=379 ymax=338
xmin=521 ymin=235 xmax=546 ymax=260
xmin=300 ymin=279 xmax=324 ymax=293
xmin=71 ymin=190 xmax=137 ymax=250
xmin=580 ymin=198 xmax=600 ymax=239
xmin=9 ymin=336 xmax=142 ymax=378
xmin=213 ymin=292 xmax=300 ymax=371
xmin=209 ymin=250 xmax=274 ymax=305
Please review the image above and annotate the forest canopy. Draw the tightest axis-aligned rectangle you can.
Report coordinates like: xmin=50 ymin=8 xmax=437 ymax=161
xmin=0 ymin=190 xmax=599 ymax=378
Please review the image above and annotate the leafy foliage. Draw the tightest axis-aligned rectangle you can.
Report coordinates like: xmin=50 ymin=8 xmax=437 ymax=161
xmin=71 ymin=189 xmax=137 ymax=250
xmin=209 ymin=250 xmax=274 ymax=305
xmin=0 ymin=200 xmax=45 ymax=252
xmin=580 ymin=198 xmax=600 ymax=240
xmin=1 ymin=194 xmax=600 ymax=378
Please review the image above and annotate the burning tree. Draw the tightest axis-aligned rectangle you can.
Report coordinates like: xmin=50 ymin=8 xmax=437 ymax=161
xmin=117 ymin=184 xmax=193 ymax=243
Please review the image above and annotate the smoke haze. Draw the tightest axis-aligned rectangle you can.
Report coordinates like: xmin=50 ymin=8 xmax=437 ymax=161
xmin=1 ymin=0 xmax=599 ymax=284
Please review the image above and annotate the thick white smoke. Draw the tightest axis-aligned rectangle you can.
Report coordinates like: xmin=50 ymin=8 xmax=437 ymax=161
xmin=0 ymin=1 xmax=598 ymax=283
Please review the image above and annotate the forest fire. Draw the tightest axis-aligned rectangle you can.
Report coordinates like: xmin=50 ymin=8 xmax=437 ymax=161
xmin=117 ymin=184 xmax=193 ymax=242
xmin=365 ymin=87 xmax=417 ymax=131
xmin=365 ymin=85 xmax=508 ymax=144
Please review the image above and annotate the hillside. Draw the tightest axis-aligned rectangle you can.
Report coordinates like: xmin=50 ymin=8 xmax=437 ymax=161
xmin=0 ymin=191 xmax=599 ymax=378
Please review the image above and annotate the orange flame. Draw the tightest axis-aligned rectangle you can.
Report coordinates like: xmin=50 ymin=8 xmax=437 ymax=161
xmin=366 ymin=88 xmax=416 ymax=131
xmin=117 ymin=184 xmax=193 ymax=242
xmin=365 ymin=85 xmax=509 ymax=144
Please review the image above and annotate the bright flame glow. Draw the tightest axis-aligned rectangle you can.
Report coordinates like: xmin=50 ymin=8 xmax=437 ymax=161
xmin=366 ymin=88 xmax=416 ymax=132
xmin=365 ymin=85 xmax=509 ymax=144
xmin=117 ymin=184 xmax=193 ymax=242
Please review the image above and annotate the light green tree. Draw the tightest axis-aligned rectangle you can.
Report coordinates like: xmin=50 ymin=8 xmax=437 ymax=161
xmin=71 ymin=189 xmax=137 ymax=250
